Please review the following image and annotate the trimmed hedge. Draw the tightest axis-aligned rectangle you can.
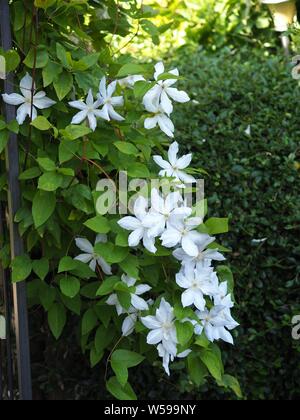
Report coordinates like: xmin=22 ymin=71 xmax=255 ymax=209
xmin=171 ymin=46 xmax=300 ymax=400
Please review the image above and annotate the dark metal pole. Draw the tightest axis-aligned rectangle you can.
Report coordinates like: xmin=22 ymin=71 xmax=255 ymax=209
xmin=0 ymin=0 xmax=32 ymax=400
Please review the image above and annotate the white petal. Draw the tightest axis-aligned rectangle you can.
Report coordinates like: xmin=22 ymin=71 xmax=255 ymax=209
xmin=122 ymin=314 xmax=137 ymax=337
xmin=86 ymin=89 xmax=94 ymax=106
xmin=97 ymin=257 xmax=112 ymax=275
xmin=95 ymin=234 xmax=108 ymax=244
xmin=107 ymin=104 xmax=124 ymax=121
xmin=153 ymin=156 xmax=171 ymax=170
xmin=160 ymin=90 xmax=173 ymax=115
xmin=176 ymin=272 xmax=191 ymax=289
xmin=74 ymin=254 xmax=92 ymax=264
xmin=143 ymin=86 xmax=161 ymax=112
xmin=165 ymin=87 xmax=190 ymax=103
xmin=107 ymin=80 xmax=117 ymax=97
xmin=176 ymin=154 xmax=192 ymax=170
xmin=141 ymin=315 xmax=161 ymax=329
xmin=168 ymin=142 xmax=179 ymax=166
xmin=20 ymin=73 xmax=34 ymax=99
xmin=94 ymin=107 xmax=110 ymax=121
xmin=128 ymin=228 xmax=144 ymax=247
xmin=147 ymin=328 xmax=163 ymax=345
xmin=99 ymin=77 xmax=107 ymax=99
xmin=111 ymin=96 xmax=124 ymax=107
xmin=161 ymin=228 xmax=181 ymax=248
xmin=143 ymin=233 xmax=157 ymax=254
xmin=2 ymin=93 xmax=25 ymax=106
xmin=144 ymin=116 xmax=158 ymax=130
xmin=71 ymin=110 xmax=88 ymax=125
xmin=177 ymin=171 xmax=196 ymax=184
xmin=16 ymin=103 xmax=31 ymax=125
xmin=69 ymin=100 xmax=87 ymax=111
xmin=182 ymin=235 xmax=199 ymax=257
xmin=118 ymin=216 xmax=141 ymax=231
xmin=131 ymin=294 xmax=149 ymax=311
xmin=193 ymin=290 xmax=206 ymax=311
xmin=89 ymin=259 xmax=97 ymax=272
xmin=154 ymin=62 xmax=165 ymax=80
xmin=157 ymin=114 xmax=174 ymax=138
xmin=181 ymin=289 xmax=195 ymax=307
xmin=135 ymin=284 xmax=152 ymax=295
xmin=33 ymin=95 xmax=56 ymax=109
xmin=75 ymin=237 xmax=93 ymax=253
xmin=87 ymin=112 xmax=97 ymax=131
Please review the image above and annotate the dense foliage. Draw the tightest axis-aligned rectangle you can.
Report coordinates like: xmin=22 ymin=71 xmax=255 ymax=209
xmin=172 ymin=46 xmax=300 ymax=400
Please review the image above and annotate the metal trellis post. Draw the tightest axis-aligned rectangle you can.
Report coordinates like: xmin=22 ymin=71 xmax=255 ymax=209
xmin=0 ymin=0 xmax=32 ymax=401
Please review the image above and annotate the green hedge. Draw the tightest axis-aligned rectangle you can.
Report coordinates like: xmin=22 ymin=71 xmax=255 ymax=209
xmin=170 ymin=46 xmax=300 ymax=400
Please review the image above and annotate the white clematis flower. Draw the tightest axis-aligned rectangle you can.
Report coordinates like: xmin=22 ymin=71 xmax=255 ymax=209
xmin=144 ymin=103 xmax=175 ymax=138
xmin=97 ymin=76 xmax=124 ymax=121
xmin=106 ymin=274 xmax=152 ymax=313
xmin=161 ymin=213 xmax=204 ymax=257
xmin=143 ymin=62 xmax=190 ymax=115
xmin=141 ymin=298 xmax=178 ymax=358
xmin=173 ymin=234 xmax=225 ymax=270
xmin=157 ymin=344 xmax=191 ymax=376
xmin=118 ymin=196 xmax=160 ymax=254
xmin=143 ymin=189 xmax=191 ymax=238
xmin=193 ymin=305 xmax=238 ymax=344
xmin=118 ymin=75 xmax=145 ymax=89
xmin=176 ymin=265 xmax=217 ymax=311
xmin=69 ymin=89 xmax=105 ymax=131
xmin=74 ymin=234 xmax=112 ymax=275
xmin=153 ymin=141 xmax=196 ymax=184
xmin=2 ymin=73 xmax=56 ymax=125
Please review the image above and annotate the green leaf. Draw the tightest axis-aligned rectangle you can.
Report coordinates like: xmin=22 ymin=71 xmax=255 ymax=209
xmin=34 ymin=0 xmax=57 ymax=10
xmin=218 ymin=374 xmax=243 ymax=399
xmin=32 ymin=258 xmax=49 ymax=281
xmin=61 ymin=124 xmax=91 ymax=140
xmin=127 ymin=163 xmax=150 ymax=178
xmin=187 ymin=354 xmax=207 ymax=386
xmin=94 ymin=243 xmax=128 ymax=264
xmin=48 ymin=303 xmax=66 ymax=339
xmin=31 ymin=116 xmax=52 ymax=131
xmin=106 ymin=377 xmax=137 ymax=401
xmin=11 ymin=255 xmax=32 ymax=283
xmin=24 ymin=46 xmax=49 ymax=69
xmin=216 ymin=265 xmax=234 ymax=295
xmin=7 ymin=120 xmax=19 ymax=134
xmin=56 ymin=43 xmax=70 ymax=69
xmin=82 ymin=308 xmax=98 ymax=335
xmin=32 ymin=190 xmax=56 ymax=228
xmin=111 ymin=350 xmax=144 ymax=387
xmin=58 ymin=256 xmax=78 ymax=273
xmin=199 ymin=349 xmax=223 ymax=381
xmin=114 ymin=142 xmax=139 ymax=155
xmin=96 ymin=276 xmax=119 ymax=296
xmin=133 ymin=81 xmax=153 ymax=99
xmin=74 ymin=53 xmax=100 ymax=71
xmin=119 ymin=255 xmax=139 ymax=278
xmin=95 ymin=326 xmax=114 ymax=353
xmin=53 ymin=71 xmax=73 ymax=100
xmin=37 ymin=157 xmax=56 ymax=172
xmin=3 ymin=50 xmax=20 ymax=72
xmin=117 ymin=63 xmax=149 ymax=78
xmin=205 ymin=218 xmax=229 ymax=235
xmin=84 ymin=215 xmax=110 ymax=234
xmin=176 ymin=321 xmax=194 ymax=346
xmin=38 ymin=172 xmax=63 ymax=191
xmin=0 ymin=130 xmax=9 ymax=154
xmin=116 ymin=290 xmax=131 ymax=311
xmin=19 ymin=167 xmax=41 ymax=180
xmin=42 ymin=61 xmax=63 ymax=87
xmin=60 ymin=276 xmax=80 ymax=298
